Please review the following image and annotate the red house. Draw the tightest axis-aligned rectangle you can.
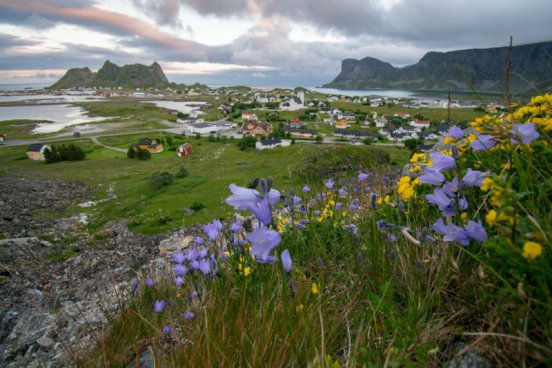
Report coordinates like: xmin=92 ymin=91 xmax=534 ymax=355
xmin=177 ymin=143 xmax=192 ymax=157
xmin=0 ymin=134 xmax=6 ymax=142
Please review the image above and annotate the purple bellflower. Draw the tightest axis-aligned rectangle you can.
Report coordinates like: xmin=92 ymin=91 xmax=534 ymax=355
xmin=145 ymin=278 xmax=154 ymax=287
xmin=511 ymin=122 xmax=540 ymax=144
xmin=464 ymin=220 xmax=488 ymax=242
xmin=281 ymin=249 xmax=292 ymax=273
xmin=338 ymin=188 xmax=346 ymax=197
xmin=426 ymin=188 xmax=455 ymax=216
xmin=163 ymin=325 xmax=172 ymax=336
xmin=461 ymin=169 xmax=487 ymax=187
xmin=174 ymin=276 xmax=184 ymax=287
xmin=448 ymin=125 xmax=465 ymax=139
xmin=358 ymin=172 xmax=369 ymax=181
xmin=302 ymin=185 xmax=311 ymax=193
xmin=131 ymin=281 xmax=139 ymax=293
xmin=471 ymin=133 xmax=497 ymax=151
xmin=183 ymin=311 xmax=195 ymax=321
xmin=246 ymin=227 xmax=282 ymax=262
xmin=419 ymin=167 xmax=445 ymax=185
xmin=430 ymin=152 xmax=456 ymax=171
xmin=154 ymin=300 xmax=165 ymax=313
xmin=173 ymin=264 xmax=188 ymax=277
xmin=173 ymin=251 xmax=185 ymax=264
xmin=324 ymin=178 xmax=335 ymax=189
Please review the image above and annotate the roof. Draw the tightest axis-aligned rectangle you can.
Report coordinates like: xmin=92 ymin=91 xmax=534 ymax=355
xmin=284 ymin=127 xmax=317 ymax=134
xmin=292 ymin=97 xmax=302 ymax=104
xmin=333 ymin=130 xmax=375 ymax=137
xmin=138 ymin=138 xmax=154 ymax=145
xmin=414 ymin=119 xmax=430 ymax=125
xmin=242 ymin=121 xmax=271 ymax=131
xmin=27 ymin=143 xmax=45 ymax=152
xmin=260 ymin=139 xmax=282 ymax=145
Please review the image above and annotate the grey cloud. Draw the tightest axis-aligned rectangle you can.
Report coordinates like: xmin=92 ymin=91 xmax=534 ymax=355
xmin=183 ymin=0 xmax=250 ymax=17
xmin=132 ymin=0 xmax=182 ymax=26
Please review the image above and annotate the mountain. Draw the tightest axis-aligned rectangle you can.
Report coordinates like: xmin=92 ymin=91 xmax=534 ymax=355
xmin=51 ymin=60 xmax=169 ymax=89
xmin=324 ymin=41 xmax=552 ymax=93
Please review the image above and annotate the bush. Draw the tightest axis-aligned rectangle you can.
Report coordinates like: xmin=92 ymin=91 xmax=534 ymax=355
xmin=175 ymin=166 xmax=189 ymax=178
xmin=44 ymin=144 xmax=86 ymax=163
xmin=237 ymin=136 xmax=257 ymax=151
xmin=127 ymin=147 xmax=136 ymax=159
xmin=190 ymin=201 xmax=205 ymax=211
xmin=150 ymin=171 xmax=174 ymax=189
xmin=135 ymin=148 xmax=151 ymax=160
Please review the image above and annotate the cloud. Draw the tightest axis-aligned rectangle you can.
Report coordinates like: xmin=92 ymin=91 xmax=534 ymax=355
xmin=132 ymin=0 xmax=182 ymax=26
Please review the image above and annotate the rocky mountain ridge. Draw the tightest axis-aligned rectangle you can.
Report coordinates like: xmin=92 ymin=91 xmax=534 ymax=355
xmin=324 ymin=41 xmax=552 ymax=93
xmin=51 ymin=60 xmax=169 ymax=89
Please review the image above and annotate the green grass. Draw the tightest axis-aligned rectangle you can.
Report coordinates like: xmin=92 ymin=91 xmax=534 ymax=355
xmin=0 ymin=135 xmax=408 ymax=234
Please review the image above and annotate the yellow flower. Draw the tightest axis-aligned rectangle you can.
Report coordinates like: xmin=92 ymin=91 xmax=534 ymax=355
xmin=443 ymin=137 xmax=455 ymax=145
xmin=311 ymin=283 xmax=319 ymax=295
xmin=486 ymin=209 xmax=514 ymax=226
xmin=238 ymin=263 xmax=243 ymax=271
xmin=523 ymin=242 xmax=543 ymax=260
xmin=384 ymin=195 xmax=390 ymax=203
xmin=481 ymin=178 xmax=494 ymax=192
xmin=295 ymin=304 xmax=304 ymax=312
xmin=244 ymin=267 xmax=252 ymax=276
xmin=377 ymin=197 xmax=383 ymax=205
xmin=460 ymin=212 xmax=468 ymax=221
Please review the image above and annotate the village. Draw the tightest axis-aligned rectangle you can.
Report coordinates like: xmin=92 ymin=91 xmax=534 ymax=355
xmin=3 ymin=85 xmax=499 ymax=160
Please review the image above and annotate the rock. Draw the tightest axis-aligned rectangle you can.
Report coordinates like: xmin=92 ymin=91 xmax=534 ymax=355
xmin=127 ymin=347 xmax=155 ymax=368
xmin=183 ymin=208 xmax=194 ymax=216
xmin=7 ymin=312 xmax=56 ymax=354
xmin=447 ymin=342 xmax=493 ymax=368
xmin=36 ymin=336 xmax=55 ymax=348
xmin=26 ymin=289 xmax=44 ymax=301
xmin=158 ymin=235 xmax=194 ymax=256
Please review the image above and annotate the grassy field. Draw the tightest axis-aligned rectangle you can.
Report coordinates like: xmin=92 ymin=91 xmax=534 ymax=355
xmin=0 ymin=136 xmax=409 ymax=234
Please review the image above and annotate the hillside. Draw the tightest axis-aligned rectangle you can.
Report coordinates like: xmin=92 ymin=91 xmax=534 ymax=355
xmin=324 ymin=41 xmax=552 ymax=93
xmin=51 ymin=60 xmax=169 ymax=89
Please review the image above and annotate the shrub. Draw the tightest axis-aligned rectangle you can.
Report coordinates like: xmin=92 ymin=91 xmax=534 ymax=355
xmin=190 ymin=201 xmax=205 ymax=211
xmin=135 ymin=148 xmax=151 ymax=160
xmin=127 ymin=148 xmax=136 ymax=159
xmin=175 ymin=166 xmax=189 ymax=178
xmin=237 ymin=136 xmax=257 ymax=151
xmin=150 ymin=171 xmax=173 ymax=189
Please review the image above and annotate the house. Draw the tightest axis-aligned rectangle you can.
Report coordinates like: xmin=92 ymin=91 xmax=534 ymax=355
xmin=188 ymin=121 xmax=236 ymax=135
xmin=130 ymin=138 xmax=164 ymax=153
xmin=176 ymin=143 xmax=192 ymax=157
xmin=306 ymin=109 xmax=318 ymax=116
xmin=283 ymin=127 xmax=318 ymax=138
xmin=280 ymin=91 xmax=304 ymax=111
xmin=26 ymin=143 xmax=51 ymax=161
xmin=256 ymin=138 xmax=291 ymax=150
xmin=375 ymin=117 xmax=388 ymax=128
xmin=340 ymin=112 xmax=356 ymax=121
xmin=410 ymin=119 xmax=431 ymax=129
xmin=288 ymin=118 xmax=305 ymax=128
xmin=335 ymin=119 xmax=349 ymax=129
xmin=0 ymin=134 xmax=6 ymax=142
xmin=241 ymin=112 xmax=257 ymax=121
xmin=242 ymin=121 xmax=272 ymax=137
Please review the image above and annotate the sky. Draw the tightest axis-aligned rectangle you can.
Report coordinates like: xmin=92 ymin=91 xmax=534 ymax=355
xmin=1 ymin=0 xmax=551 ymax=87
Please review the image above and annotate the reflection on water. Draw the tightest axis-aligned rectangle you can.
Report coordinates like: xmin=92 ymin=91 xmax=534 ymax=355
xmin=0 ymin=104 xmax=110 ymax=133
xmin=145 ymin=100 xmax=206 ymax=115
xmin=307 ymin=87 xmax=417 ymax=98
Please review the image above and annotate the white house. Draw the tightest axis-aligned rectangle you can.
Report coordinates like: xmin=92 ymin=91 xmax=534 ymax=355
xmin=256 ymin=138 xmax=291 ymax=150
xmin=410 ymin=119 xmax=431 ymax=129
xmin=188 ymin=121 xmax=236 ymax=135
xmin=280 ymin=91 xmax=304 ymax=111
xmin=241 ymin=112 xmax=257 ymax=121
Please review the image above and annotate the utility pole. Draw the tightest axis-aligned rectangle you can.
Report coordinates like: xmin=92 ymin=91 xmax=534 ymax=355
xmin=505 ymin=36 xmax=513 ymax=109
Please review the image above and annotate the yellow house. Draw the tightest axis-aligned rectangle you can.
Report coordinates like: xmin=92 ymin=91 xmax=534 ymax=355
xmin=130 ymin=138 xmax=164 ymax=153
xmin=26 ymin=143 xmax=50 ymax=161
xmin=335 ymin=119 xmax=349 ymax=129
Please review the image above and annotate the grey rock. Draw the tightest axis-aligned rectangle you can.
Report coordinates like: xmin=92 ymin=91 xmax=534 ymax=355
xmin=447 ymin=342 xmax=493 ymax=368
xmin=36 ymin=336 xmax=55 ymax=348
xmin=26 ymin=289 xmax=44 ymax=301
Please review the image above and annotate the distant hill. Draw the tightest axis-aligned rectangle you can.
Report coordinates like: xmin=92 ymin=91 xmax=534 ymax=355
xmin=324 ymin=41 xmax=552 ymax=93
xmin=51 ymin=60 xmax=169 ymax=89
